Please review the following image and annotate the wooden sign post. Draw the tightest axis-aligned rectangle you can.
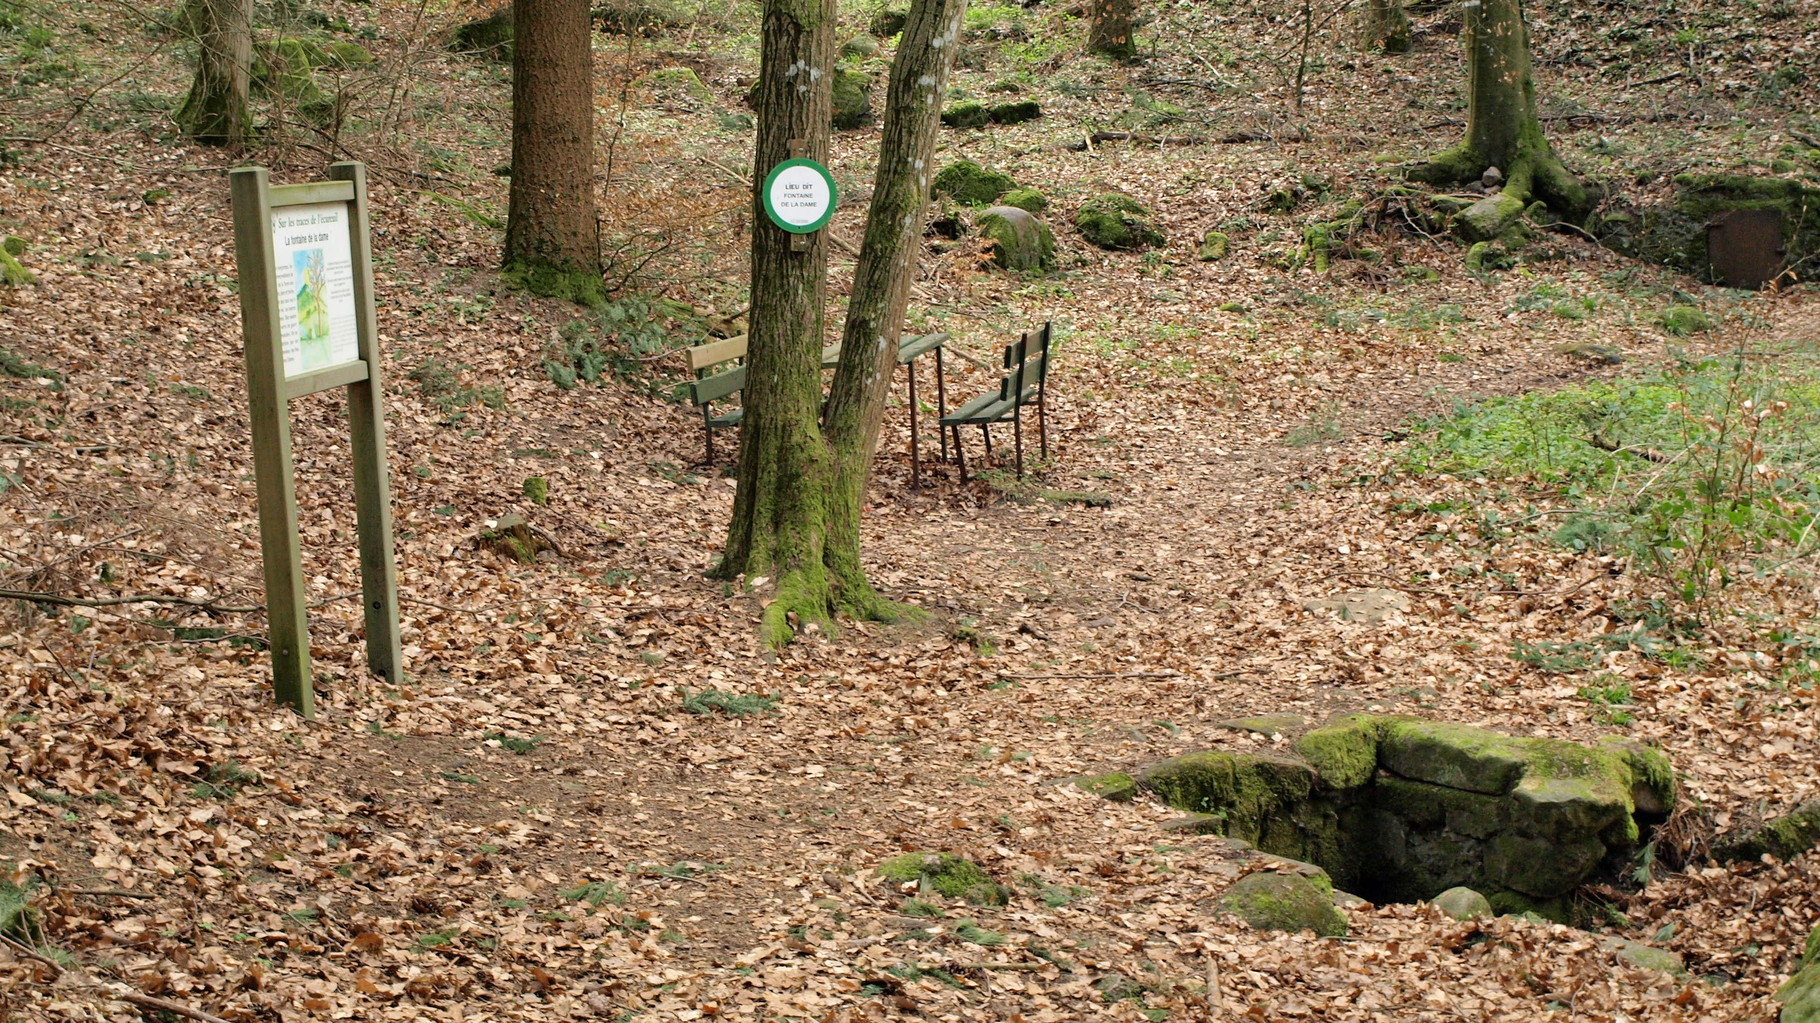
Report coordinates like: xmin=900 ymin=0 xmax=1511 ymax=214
xmin=229 ymin=162 xmax=401 ymax=717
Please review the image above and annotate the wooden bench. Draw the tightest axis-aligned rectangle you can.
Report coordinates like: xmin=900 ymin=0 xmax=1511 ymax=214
xmin=939 ymin=321 xmax=1051 ymax=481
xmin=684 ymin=332 xmax=952 ymax=477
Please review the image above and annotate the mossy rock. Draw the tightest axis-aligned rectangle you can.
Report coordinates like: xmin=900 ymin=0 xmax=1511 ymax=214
xmin=998 ymin=187 xmax=1048 ymax=214
xmin=1783 ymin=958 xmax=1820 ymax=1023
xmin=1656 ymin=304 xmax=1712 ymax=336
xmin=1197 ymin=229 xmax=1230 ymax=261
xmin=933 ymin=159 xmax=1015 ymax=206
xmin=2 ymin=236 xmax=24 ymax=258
xmin=986 ymin=99 xmax=1041 ymax=125
xmin=868 ymin=8 xmax=908 ymax=37
xmin=1072 ymin=771 xmax=1138 ymax=801
xmin=1465 ymin=239 xmax=1517 ymax=272
xmin=1216 ymin=871 xmax=1348 ymax=937
xmin=0 ymin=244 xmax=30 ymax=288
xmin=640 ymin=66 xmax=713 ymax=105
xmin=1456 ymin=191 xmax=1526 ymax=243
xmin=1430 ymin=886 xmax=1492 ymax=920
xmin=832 ymin=68 xmax=873 ymax=130
xmin=522 ymin=476 xmax=549 ymax=506
xmin=448 ymin=7 xmax=513 ymax=60
xmin=976 ymin=205 xmax=1056 ymax=271
xmin=593 ymin=0 xmax=684 ymax=36
xmin=1714 ymin=796 xmax=1820 ymax=864
xmin=323 ymin=41 xmax=374 ymax=67
xmin=942 ymin=101 xmax=990 ymax=129
xmin=1599 ymin=937 xmax=1688 ymax=978
xmin=1219 ymin=713 xmax=1305 ymax=737
xmin=879 ymin=852 xmax=1009 ymax=905
xmin=841 ymin=34 xmax=880 ymax=60
xmin=1076 ymin=193 xmax=1165 ymax=251
xmin=1599 ymin=173 xmax=1820 ymax=284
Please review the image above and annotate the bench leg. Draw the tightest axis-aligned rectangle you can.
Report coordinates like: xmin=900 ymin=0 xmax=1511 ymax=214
xmin=982 ymin=423 xmax=992 ymax=460
xmin=907 ymin=362 xmax=920 ymax=490
xmin=953 ymin=424 xmax=969 ymax=482
xmin=935 ymin=348 xmax=948 ymax=462
xmin=1037 ymin=389 xmax=1049 ymax=462
xmin=1013 ymin=407 xmax=1025 ymax=479
xmin=703 ymin=413 xmax=714 ymax=465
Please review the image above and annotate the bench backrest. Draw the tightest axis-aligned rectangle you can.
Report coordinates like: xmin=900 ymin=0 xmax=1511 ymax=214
xmin=686 ymin=334 xmax=748 ymax=376
xmin=689 ymin=363 xmax=746 ymax=406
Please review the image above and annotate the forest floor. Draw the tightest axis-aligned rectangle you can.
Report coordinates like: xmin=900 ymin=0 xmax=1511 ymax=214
xmin=1 ymin=0 xmax=1819 ymax=1020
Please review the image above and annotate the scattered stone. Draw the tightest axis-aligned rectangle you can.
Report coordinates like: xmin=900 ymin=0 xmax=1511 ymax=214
xmin=522 ymin=476 xmax=549 ymax=506
xmin=1556 ymin=342 xmax=1624 ymax=365
xmin=1302 ymin=589 xmax=1409 ymax=625
xmin=933 ymin=159 xmax=1015 ymax=206
xmin=1075 ymin=193 xmax=1166 ymax=251
xmin=1197 ymin=229 xmax=1230 ymax=261
xmin=997 ymin=187 xmax=1049 ymax=213
xmin=841 ymin=34 xmax=879 ymax=60
xmin=976 ymin=205 xmax=1056 ymax=271
xmin=1332 ymin=889 xmax=1370 ymax=910
xmin=1713 ymin=795 xmax=1820 ymax=864
xmin=1457 ymin=191 xmax=1526 ymax=242
xmin=941 ymin=101 xmax=990 ymax=129
xmin=1656 ymin=304 xmax=1713 ymax=336
xmin=1431 ymin=886 xmax=1492 ymax=920
xmin=1481 ymin=165 xmax=1504 ymax=189
xmin=878 ymin=852 xmax=1009 ymax=906
xmin=1599 ymin=936 xmax=1688 ymax=978
xmin=0 ymin=237 xmax=30 ymax=288
xmin=1218 ymin=713 xmax=1306 ymax=737
xmin=832 ymin=68 xmax=873 ymax=129
xmin=1216 ymin=870 xmax=1348 ymax=937
xmin=1466 ymin=239 xmax=1517 ymax=272
xmin=448 ymin=7 xmax=513 ymax=60
xmin=1070 ymin=771 xmax=1137 ymax=801
xmin=476 ymin=513 xmax=559 ymax=564
xmin=1218 ymin=300 xmax=1248 ymax=313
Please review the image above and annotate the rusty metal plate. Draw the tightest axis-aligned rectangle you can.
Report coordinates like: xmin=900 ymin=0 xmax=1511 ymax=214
xmin=1707 ymin=208 xmax=1784 ymax=289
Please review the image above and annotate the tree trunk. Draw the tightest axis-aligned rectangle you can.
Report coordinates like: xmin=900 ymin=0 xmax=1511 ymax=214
xmin=175 ymin=0 xmax=252 ymax=146
xmin=821 ymin=0 xmax=969 ymax=623
xmin=715 ymin=0 xmax=838 ymax=646
xmin=1087 ymin=0 xmax=1137 ymax=62
xmin=1360 ymin=0 xmax=1411 ymax=54
xmin=1409 ymin=0 xmax=1587 ymax=237
xmin=503 ymin=0 xmax=601 ymax=289
xmin=717 ymin=0 xmax=967 ymax=647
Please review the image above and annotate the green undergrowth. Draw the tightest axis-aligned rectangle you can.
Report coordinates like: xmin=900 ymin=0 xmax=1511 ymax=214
xmin=1400 ymin=345 xmax=1820 ymax=606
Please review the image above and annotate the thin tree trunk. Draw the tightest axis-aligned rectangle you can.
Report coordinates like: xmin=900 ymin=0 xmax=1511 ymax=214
xmin=821 ymin=0 xmax=969 ymax=621
xmin=1360 ymin=0 xmax=1411 ymax=54
xmin=1409 ymin=0 xmax=1586 ymax=235
xmin=503 ymin=0 xmax=601 ymax=283
xmin=176 ymin=0 xmax=252 ymax=146
xmin=1087 ymin=0 xmax=1137 ymax=62
xmin=715 ymin=0 xmax=837 ymax=645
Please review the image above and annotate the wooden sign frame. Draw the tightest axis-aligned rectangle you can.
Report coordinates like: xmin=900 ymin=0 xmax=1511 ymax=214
xmin=229 ymin=162 xmax=401 ymax=716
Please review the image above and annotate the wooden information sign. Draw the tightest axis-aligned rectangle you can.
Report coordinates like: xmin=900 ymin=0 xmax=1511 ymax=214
xmin=229 ymin=162 xmax=401 ymax=716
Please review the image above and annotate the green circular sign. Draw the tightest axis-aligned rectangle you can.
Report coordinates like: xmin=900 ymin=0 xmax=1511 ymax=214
xmin=762 ymin=158 xmax=838 ymax=234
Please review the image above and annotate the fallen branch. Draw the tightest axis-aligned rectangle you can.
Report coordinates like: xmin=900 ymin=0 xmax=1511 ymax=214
xmin=1587 ymin=431 xmax=1671 ymax=463
xmin=1 ymin=933 xmax=233 ymax=1023
xmin=997 ymin=671 xmax=1182 ymax=680
xmin=1063 ymin=129 xmax=1275 ymax=152
xmin=0 ymin=588 xmax=357 ymax=614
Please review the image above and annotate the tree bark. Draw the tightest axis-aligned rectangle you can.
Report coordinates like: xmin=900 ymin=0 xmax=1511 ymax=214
xmin=1360 ymin=0 xmax=1411 ymax=54
xmin=175 ymin=0 xmax=252 ymax=146
xmin=1409 ymin=0 xmax=1587 ymax=235
xmin=1087 ymin=0 xmax=1137 ymax=62
xmin=717 ymin=0 xmax=967 ymax=647
xmin=503 ymin=0 xmax=601 ymax=284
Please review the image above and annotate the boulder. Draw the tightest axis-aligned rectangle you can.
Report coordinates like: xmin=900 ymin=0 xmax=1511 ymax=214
xmin=832 ymin=68 xmax=872 ymax=129
xmin=977 ymin=205 xmax=1056 ymax=271
xmin=1715 ymin=796 xmax=1820 ymax=864
xmin=933 ymin=159 xmax=1015 ymax=206
xmin=1431 ymin=886 xmax=1492 ymax=920
xmin=987 ymin=99 xmax=1041 ymax=124
xmin=1197 ymin=229 xmax=1230 ymax=261
xmin=1657 ymin=305 xmax=1713 ymax=336
xmin=868 ymin=8 xmax=908 ymax=37
xmin=942 ymin=101 xmax=990 ymax=128
xmin=1599 ymin=936 xmax=1687 ymax=978
xmin=1216 ymin=871 xmax=1348 ymax=937
xmin=841 ymin=34 xmax=879 ymax=60
xmin=0 ymin=237 xmax=29 ymax=288
xmin=1781 ymin=926 xmax=1820 ymax=1023
xmin=448 ymin=6 xmax=513 ymax=60
xmin=998 ymin=187 xmax=1049 ymax=213
xmin=1076 ymin=193 xmax=1165 ymax=251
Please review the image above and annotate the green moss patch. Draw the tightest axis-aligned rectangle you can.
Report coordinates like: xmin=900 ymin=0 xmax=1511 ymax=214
xmin=1075 ymin=193 xmax=1165 ymax=251
xmin=879 ymin=852 xmax=1009 ymax=905
xmin=1216 ymin=871 xmax=1347 ymax=937
xmin=933 ymin=160 xmax=1016 ymax=206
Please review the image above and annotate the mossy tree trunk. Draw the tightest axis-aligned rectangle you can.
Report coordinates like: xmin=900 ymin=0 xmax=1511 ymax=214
xmin=1360 ymin=0 xmax=1411 ymax=54
xmin=503 ymin=0 xmax=601 ymax=286
xmin=716 ymin=0 xmax=967 ymax=647
xmin=175 ymin=0 xmax=252 ymax=146
xmin=1087 ymin=0 xmax=1138 ymax=62
xmin=1408 ymin=0 xmax=1587 ymax=238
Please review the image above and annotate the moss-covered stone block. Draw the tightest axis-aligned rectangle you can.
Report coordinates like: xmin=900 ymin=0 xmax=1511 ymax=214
xmin=1220 ymin=713 xmax=1305 ymax=737
xmin=1457 ymin=191 xmax=1526 ymax=242
xmin=522 ymin=476 xmax=549 ymax=506
xmin=933 ymin=159 xmax=1015 ymax=206
xmin=1715 ymin=796 xmax=1820 ymax=864
xmin=942 ymin=101 xmax=989 ymax=128
xmin=1216 ymin=871 xmax=1348 ymax=937
xmin=998 ymin=187 xmax=1048 ymax=213
xmin=1076 ymin=193 xmax=1165 ymax=251
xmin=1377 ymin=719 xmax=1531 ymax=795
xmin=879 ymin=852 xmax=1009 ymax=905
xmin=1295 ymin=715 xmax=1381 ymax=790
xmin=868 ymin=8 xmax=908 ymax=37
xmin=1657 ymin=305 xmax=1712 ymax=336
xmin=986 ymin=99 xmax=1041 ymax=125
xmin=0 ymin=242 xmax=30 ymax=288
xmin=1600 ymin=937 xmax=1688 ymax=978
xmin=976 ymin=205 xmax=1056 ymax=271
xmin=448 ymin=7 xmax=513 ymax=60
xmin=1197 ymin=229 xmax=1230 ymax=262
xmin=1781 ymin=958 xmax=1820 ymax=1023
xmin=1600 ymin=173 xmax=1820 ymax=284
xmin=841 ymin=34 xmax=880 ymax=60
xmin=1431 ymin=886 xmax=1492 ymax=920
xmin=832 ymin=68 xmax=873 ymax=130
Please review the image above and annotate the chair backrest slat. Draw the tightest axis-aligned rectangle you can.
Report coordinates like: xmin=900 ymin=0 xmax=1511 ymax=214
xmin=686 ymin=334 xmax=748 ymax=375
xmin=689 ymin=364 xmax=746 ymax=405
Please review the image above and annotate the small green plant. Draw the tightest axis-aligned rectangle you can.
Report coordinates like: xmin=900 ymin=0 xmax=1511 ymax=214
xmin=680 ymin=688 xmax=779 ymax=717
xmin=192 ymin=761 xmax=261 ymax=799
xmin=954 ymin=919 xmax=1007 ymax=946
xmin=560 ymin=881 xmax=625 ymax=907
xmin=483 ymin=732 xmax=541 ymax=754
xmin=1511 ymin=639 xmax=1599 ymax=674
xmin=416 ymin=928 xmax=458 ymax=948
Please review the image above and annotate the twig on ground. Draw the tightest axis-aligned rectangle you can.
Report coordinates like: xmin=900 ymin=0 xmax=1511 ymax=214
xmin=997 ymin=671 xmax=1183 ymax=680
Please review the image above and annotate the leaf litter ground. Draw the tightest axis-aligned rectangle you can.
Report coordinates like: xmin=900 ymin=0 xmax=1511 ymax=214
xmin=1 ymin=0 xmax=1818 ymax=1019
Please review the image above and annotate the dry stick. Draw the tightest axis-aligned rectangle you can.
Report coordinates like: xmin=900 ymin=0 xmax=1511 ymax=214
xmin=997 ymin=671 xmax=1183 ymax=680
xmin=1 ymin=934 xmax=233 ymax=1023
xmin=57 ymin=888 xmax=156 ymax=900
xmin=0 ymin=588 xmax=357 ymax=614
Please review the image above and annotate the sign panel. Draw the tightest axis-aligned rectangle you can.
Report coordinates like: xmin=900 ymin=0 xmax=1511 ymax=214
xmin=762 ymin=158 xmax=838 ymax=234
xmin=271 ymin=202 xmax=360 ymax=377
